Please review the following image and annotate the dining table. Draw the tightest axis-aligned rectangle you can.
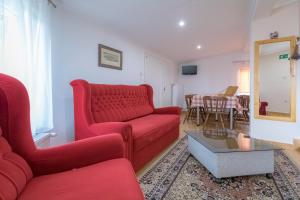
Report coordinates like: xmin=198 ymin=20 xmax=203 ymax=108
xmin=191 ymin=94 xmax=243 ymax=129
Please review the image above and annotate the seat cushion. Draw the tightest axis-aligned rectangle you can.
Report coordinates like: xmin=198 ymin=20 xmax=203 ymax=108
xmin=127 ymin=114 xmax=180 ymax=152
xmin=18 ymin=159 xmax=144 ymax=200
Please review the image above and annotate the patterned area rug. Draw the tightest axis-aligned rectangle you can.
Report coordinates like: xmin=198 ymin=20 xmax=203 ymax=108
xmin=139 ymin=136 xmax=300 ymax=200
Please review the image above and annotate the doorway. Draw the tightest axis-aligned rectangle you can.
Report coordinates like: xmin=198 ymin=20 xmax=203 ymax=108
xmin=144 ymin=54 xmax=173 ymax=107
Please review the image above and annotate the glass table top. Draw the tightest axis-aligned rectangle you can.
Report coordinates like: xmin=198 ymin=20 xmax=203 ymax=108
xmin=186 ymin=129 xmax=281 ymax=153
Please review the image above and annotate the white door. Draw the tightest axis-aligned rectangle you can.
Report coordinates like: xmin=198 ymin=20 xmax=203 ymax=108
xmin=144 ymin=54 xmax=174 ymax=108
xmin=144 ymin=54 xmax=162 ymax=108
xmin=160 ymin=64 xmax=173 ymax=106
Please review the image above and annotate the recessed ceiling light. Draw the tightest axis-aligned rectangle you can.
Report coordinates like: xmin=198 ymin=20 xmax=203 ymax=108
xmin=178 ymin=20 xmax=185 ymax=27
xmin=197 ymin=45 xmax=202 ymax=49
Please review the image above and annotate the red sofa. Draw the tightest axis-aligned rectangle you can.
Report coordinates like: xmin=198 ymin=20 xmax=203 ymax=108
xmin=70 ymin=80 xmax=181 ymax=171
xmin=0 ymin=74 xmax=144 ymax=200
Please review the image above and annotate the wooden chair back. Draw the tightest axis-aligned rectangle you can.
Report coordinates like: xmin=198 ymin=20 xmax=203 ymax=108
xmin=224 ymin=86 xmax=239 ymax=96
xmin=238 ymin=95 xmax=250 ymax=110
xmin=203 ymin=96 xmax=228 ymax=113
xmin=185 ymin=94 xmax=194 ymax=109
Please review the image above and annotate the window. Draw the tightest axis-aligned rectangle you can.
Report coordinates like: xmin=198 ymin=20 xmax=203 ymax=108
xmin=238 ymin=66 xmax=250 ymax=94
xmin=0 ymin=0 xmax=53 ymax=134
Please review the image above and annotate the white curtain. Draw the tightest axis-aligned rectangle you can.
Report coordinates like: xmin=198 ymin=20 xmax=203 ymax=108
xmin=0 ymin=0 xmax=53 ymax=134
xmin=238 ymin=66 xmax=250 ymax=94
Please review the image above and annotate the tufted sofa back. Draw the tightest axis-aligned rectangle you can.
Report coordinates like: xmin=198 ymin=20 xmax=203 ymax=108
xmin=90 ymin=84 xmax=154 ymax=122
xmin=0 ymin=128 xmax=33 ymax=200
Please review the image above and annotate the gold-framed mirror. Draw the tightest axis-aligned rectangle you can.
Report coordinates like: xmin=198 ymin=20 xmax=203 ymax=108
xmin=254 ymin=36 xmax=297 ymax=122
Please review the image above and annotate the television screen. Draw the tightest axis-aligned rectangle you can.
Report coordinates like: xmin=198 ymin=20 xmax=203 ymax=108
xmin=182 ymin=65 xmax=197 ymax=75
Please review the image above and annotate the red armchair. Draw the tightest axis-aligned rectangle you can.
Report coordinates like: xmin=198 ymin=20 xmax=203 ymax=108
xmin=70 ymin=80 xmax=181 ymax=171
xmin=0 ymin=74 xmax=144 ymax=200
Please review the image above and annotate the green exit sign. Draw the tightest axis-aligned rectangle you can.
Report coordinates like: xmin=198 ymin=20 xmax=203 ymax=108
xmin=279 ymin=54 xmax=289 ymax=59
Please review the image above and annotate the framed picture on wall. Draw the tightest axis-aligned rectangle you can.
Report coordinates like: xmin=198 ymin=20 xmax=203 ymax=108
xmin=98 ymin=44 xmax=123 ymax=70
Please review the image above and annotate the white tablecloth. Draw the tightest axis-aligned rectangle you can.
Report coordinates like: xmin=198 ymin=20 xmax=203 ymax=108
xmin=191 ymin=95 xmax=243 ymax=112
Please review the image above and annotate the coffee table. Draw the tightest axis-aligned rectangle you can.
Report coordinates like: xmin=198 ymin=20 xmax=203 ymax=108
xmin=187 ymin=129 xmax=280 ymax=179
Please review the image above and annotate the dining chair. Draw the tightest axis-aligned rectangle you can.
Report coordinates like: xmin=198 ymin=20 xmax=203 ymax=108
xmin=240 ymin=95 xmax=250 ymax=120
xmin=234 ymin=95 xmax=250 ymax=121
xmin=183 ymin=94 xmax=196 ymax=123
xmin=203 ymin=96 xmax=228 ymax=129
xmin=183 ymin=94 xmax=205 ymax=124
xmin=223 ymin=86 xmax=239 ymax=96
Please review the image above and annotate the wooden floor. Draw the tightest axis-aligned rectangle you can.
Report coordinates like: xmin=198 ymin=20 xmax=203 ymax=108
xmin=137 ymin=113 xmax=300 ymax=177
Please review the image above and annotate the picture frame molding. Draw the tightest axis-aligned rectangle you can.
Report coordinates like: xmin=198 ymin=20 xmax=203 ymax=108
xmin=98 ymin=44 xmax=123 ymax=70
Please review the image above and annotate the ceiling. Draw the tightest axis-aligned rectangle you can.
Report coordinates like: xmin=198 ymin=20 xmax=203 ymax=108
xmin=253 ymin=0 xmax=298 ymax=20
xmin=60 ymin=0 xmax=255 ymax=63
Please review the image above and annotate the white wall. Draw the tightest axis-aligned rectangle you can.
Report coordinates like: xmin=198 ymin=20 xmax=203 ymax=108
xmin=177 ymin=51 xmax=248 ymax=108
xmin=260 ymin=50 xmax=290 ymax=113
xmin=250 ymin=2 xmax=300 ymax=144
xmin=50 ymin=5 xmax=177 ymax=145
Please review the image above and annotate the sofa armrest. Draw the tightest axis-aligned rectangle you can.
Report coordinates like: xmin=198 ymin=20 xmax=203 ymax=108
xmin=154 ymin=106 xmax=182 ymax=115
xmin=88 ymin=122 xmax=133 ymax=162
xmin=30 ymin=134 xmax=124 ymax=176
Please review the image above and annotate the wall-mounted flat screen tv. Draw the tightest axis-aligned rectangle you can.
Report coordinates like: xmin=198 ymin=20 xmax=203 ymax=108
xmin=182 ymin=65 xmax=197 ymax=75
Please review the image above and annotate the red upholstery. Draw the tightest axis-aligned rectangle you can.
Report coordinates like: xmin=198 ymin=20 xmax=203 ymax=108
xmin=71 ymin=79 xmax=181 ymax=171
xmin=259 ymin=101 xmax=268 ymax=115
xmin=0 ymin=74 xmax=144 ymax=200
xmin=29 ymin=134 xmax=125 ymax=175
xmin=90 ymin=83 xmax=154 ymax=122
xmin=133 ymin=127 xmax=179 ymax=170
xmin=19 ymin=159 xmax=142 ymax=200
xmin=0 ymin=129 xmax=33 ymax=200
xmin=153 ymin=106 xmax=182 ymax=115
xmin=88 ymin=122 xmax=133 ymax=161
xmin=128 ymin=114 xmax=180 ymax=152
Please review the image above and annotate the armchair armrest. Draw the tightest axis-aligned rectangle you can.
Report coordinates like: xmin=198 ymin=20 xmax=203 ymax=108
xmin=30 ymin=134 xmax=124 ymax=176
xmin=88 ymin=122 xmax=133 ymax=162
xmin=154 ymin=106 xmax=182 ymax=115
